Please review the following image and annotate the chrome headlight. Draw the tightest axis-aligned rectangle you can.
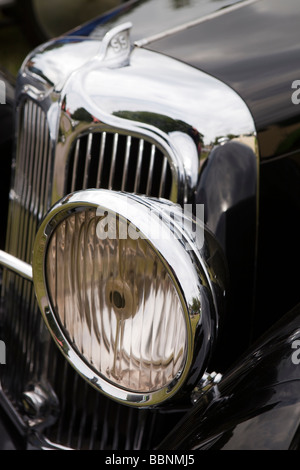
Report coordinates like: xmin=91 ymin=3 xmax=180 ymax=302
xmin=33 ymin=190 xmax=226 ymax=407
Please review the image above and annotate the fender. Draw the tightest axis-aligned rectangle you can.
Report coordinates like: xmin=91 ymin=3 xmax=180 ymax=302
xmin=196 ymin=141 xmax=257 ymax=370
xmin=159 ymin=302 xmax=300 ymax=450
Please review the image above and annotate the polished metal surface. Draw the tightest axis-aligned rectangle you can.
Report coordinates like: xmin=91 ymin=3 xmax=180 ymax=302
xmin=33 ymin=189 xmax=227 ymax=407
xmin=21 ymin=382 xmax=59 ymax=424
xmin=0 ymin=251 xmax=32 ymax=281
xmin=4 ymin=99 xmax=53 ymax=265
xmin=53 ymin=44 xmax=257 ymax=204
xmin=19 ymin=29 xmax=257 ymax=206
xmin=97 ymin=21 xmax=132 ymax=68
xmin=66 ymin=131 xmax=172 ymax=198
xmin=190 ymin=371 xmax=222 ymax=405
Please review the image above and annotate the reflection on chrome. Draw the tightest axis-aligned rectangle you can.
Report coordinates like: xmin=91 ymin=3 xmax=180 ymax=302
xmin=19 ymin=31 xmax=257 ymax=208
xmin=33 ymin=190 xmax=227 ymax=407
xmin=46 ymin=209 xmax=187 ymax=393
xmin=12 ymin=22 xmax=257 ymax=408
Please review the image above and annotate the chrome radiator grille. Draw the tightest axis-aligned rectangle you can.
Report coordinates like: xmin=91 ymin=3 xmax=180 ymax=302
xmin=7 ymin=99 xmax=52 ymax=263
xmin=1 ymin=100 xmax=54 ymax=407
xmin=66 ymin=131 xmax=173 ymax=199
xmin=0 ymin=99 xmax=181 ymax=449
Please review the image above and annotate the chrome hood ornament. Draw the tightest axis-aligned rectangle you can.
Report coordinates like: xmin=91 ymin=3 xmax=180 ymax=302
xmin=98 ymin=22 xmax=132 ymax=68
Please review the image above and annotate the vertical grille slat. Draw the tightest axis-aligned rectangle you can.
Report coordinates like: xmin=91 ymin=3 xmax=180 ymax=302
xmin=1 ymin=100 xmax=181 ymax=451
xmin=76 ymin=381 xmax=88 ymax=449
xmin=22 ymin=101 xmax=36 ymax=262
xmin=121 ymin=135 xmax=131 ymax=191
xmin=88 ymin=392 xmax=100 ymax=450
xmin=71 ymin=139 xmax=80 ymax=193
xmin=108 ymin=133 xmax=119 ymax=190
xmin=159 ymin=156 xmax=168 ymax=198
xmin=96 ymin=132 xmax=106 ymax=189
xmin=146 ymin=144 xmax=156 ymax=196
xmin=83 ymin=133 xmax=93 ymax=190
xmin=66 ymin=372 xmax=79 ymax=448
xmin=134 ymin=139 xmax=144 ymax=193
xmin=38 ymin=109 xmax=47 ymax=220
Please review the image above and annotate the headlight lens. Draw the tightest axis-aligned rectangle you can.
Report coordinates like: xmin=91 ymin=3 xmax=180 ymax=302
xmin=46 ymin=207 xmax=187 ymax=393
xmin=33 ymin=189 xmax=225 ymax=406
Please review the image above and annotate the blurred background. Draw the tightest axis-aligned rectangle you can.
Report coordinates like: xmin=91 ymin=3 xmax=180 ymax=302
xmin=0 ymin=0 xmax=125 ymax=76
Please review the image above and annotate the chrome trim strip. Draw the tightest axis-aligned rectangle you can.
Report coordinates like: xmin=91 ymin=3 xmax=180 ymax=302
xmin=134 ymin=0 xmax=260 ymax=47
xmin=27 ymin=432 xmax=72 ymax=450
xmin=0 ymin=250 xmax=33 ymax=281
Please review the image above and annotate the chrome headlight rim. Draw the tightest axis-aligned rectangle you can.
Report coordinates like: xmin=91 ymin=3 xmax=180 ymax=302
xmin=33 ymin=189 xmax=219 ymax=407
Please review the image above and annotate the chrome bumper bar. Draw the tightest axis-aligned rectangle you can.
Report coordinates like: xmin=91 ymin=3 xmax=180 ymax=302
xmin=0 ymin=250 xmax=33 ymax=281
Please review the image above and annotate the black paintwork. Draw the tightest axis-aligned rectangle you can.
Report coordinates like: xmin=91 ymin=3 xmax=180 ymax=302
xmin=72 ymin=0 xmax=300 ymax=161
xmin=159 ymin=302 xmax=300 ymax=450
xmin=197 ymin=141 xmax=257 ymax=370
xmin=254 ymin=153 xmax=300 ymax=335
xmin=69 ymin=0 xmax=245 ymax=44
xmin=147 ymin=0 xmax=300 ymax=161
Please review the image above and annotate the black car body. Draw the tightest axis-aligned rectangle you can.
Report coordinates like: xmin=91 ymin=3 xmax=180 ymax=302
xmin=0 ymin=0 xmax=300 ymax=451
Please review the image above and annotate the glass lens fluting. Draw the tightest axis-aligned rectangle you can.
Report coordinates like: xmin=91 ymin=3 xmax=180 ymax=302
xmin=46 ymin=208 xmax=187 ymax=393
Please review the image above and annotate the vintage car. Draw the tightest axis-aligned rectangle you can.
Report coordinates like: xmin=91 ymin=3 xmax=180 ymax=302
xmin=0 ymin=0 xmax=300 ymax=451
